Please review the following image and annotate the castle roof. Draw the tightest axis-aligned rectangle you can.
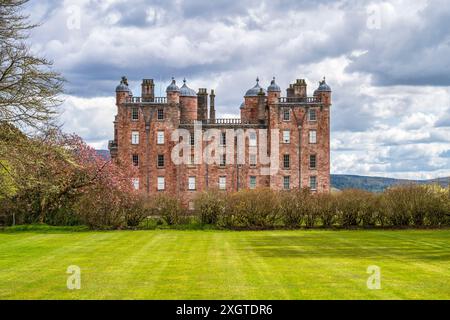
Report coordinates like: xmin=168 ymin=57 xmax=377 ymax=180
xmin=166 ymin=77 xmax=180 ymax=92
xmin=179 ymin=79 xmax=197 ymax=97
xmin=116 ymin=76 xmax=131 ymax=92
xmin=267 ymin=77 xmax=281 ymax=92
xmin=315 ymin=77 xmax=331 ymax=93
xmin=245 ymin=77 xmax=266 ymax=97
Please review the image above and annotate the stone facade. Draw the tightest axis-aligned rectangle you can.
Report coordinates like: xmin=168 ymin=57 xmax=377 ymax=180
xmin=109 ymin=76 xmax=331 ymax=206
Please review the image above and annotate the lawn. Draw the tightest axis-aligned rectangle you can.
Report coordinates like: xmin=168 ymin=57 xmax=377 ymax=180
xmin=1 ymin=228 xmax=450 ymax=299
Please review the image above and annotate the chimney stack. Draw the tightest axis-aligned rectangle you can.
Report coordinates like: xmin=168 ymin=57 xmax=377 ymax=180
xmin=209 ymin=89 xmax=216 ymax=121
xmin=197 ymin=88 xmax=208 ymax=121
xmin=141 ymin=79 xmax=155 ymax=102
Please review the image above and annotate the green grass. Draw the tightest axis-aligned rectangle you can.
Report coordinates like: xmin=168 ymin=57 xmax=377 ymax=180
xmin=1 ymin=228 xmax=450 ymax=299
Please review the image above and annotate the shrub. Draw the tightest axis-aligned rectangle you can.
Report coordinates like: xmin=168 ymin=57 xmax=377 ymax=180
xmin=194 ymin=190 xmax=226 ymax=225
xmin=335 ymin=189 xmax=373 ymax=228
xmin=314 ymin=193 xmax=337 ymax=228
xmin=226 ymin=188 xmax=279 ymax=229
xmin=279 ymin=190 xmax=303 ymax=228
xmin=148 ymin=194 xmax=183 ymax=225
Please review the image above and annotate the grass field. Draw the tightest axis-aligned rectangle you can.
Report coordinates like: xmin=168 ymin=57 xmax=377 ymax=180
xmin=1 ymin=227 xmax=450 ymax=299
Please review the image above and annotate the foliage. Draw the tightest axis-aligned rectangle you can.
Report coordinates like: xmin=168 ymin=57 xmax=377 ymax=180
xmin=148 ymin=194 xmax=183 ymax=225
xmin=225 ymin=188 xmax=279 ymax=229
xmin=194 ymin=190 xmax=226 ymax=225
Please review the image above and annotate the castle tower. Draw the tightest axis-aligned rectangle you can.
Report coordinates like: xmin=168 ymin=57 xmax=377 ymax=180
xmin=314 ymin=77 xmax=332 ymax=105
xmin=115 ymin=76 xmax=132 ymax=105
xmin=166 ymin=77 xmax=180 ymax=104
xmin=141 ymin=79 xmax=154 ymax=102
xmin=179 ymin=79 xmax=198 ymax=123
xmin=267 ymin=77 xmax=281 ymax=104
xmin=242 ymin=77 xmax=266 ymax=123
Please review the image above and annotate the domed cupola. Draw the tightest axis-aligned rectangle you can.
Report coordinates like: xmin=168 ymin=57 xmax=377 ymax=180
xmin=315 ymin=77 xmax=331 ymax=94
xmin=179 ymin=78 xmax=197 ymax=97
xmin=245 ymin=77 xmax=266 ymax=97
xmin=166 ymin=77 xmax=180 ymax=92
xmin=116 ymin=76 xmax=131 ymax=93
xmin=267 ymin=77 xmax=281 ymax=92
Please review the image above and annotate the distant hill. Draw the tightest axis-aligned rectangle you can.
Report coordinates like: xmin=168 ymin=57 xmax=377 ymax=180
xmin=95 ymin=150 xmax=448 ymax=192
xmin=95 ymin=149 xmax=111 ymax=161
xmin=331 ymin=174 xmax=450 ymax=192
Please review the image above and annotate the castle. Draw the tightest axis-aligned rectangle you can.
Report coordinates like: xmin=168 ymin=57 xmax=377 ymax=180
xmin=109 ymin=76 xmax=331 ymax=206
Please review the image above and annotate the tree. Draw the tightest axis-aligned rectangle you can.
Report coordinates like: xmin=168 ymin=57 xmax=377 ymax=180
xmin=0 ymin=0 xmax=64 ymax=132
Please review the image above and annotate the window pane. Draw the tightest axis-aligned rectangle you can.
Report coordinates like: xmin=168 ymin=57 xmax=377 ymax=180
xmin=157 ymin=154 xmax=164 ymax=167
xmin=249 ymin=132 xmax=257 ymax=147
xmin=221 ymin=132 xmax=226 ymax=145
xmin=220 ymin=154 xmax=226 ymax=166
xmin=219 ymin=177 xmax=226 ymax=190
xmin=310 ymin=155 xmax=317 ymax=169
xmin=157 ymin=131 xmax=164 ymax=144
xmin=249 ymin=176 xmax=256 ymax=189
xmin=309 ymin=130 xmax=317 ymax=144
xmin=310 ymin=176 xmax=317 ymax=190
xmin=309 ymin=109 xmax=317 ymax=121
xmin=132 ymin=154 xmax=139 ymax=166
xmin=283 ymin=130 xmax=290 ymax=143
xmin=283 ymin=108 xmax=290 ymax=120
xmin=131 ymin=131 xmax=139 ymax=144
xmin=132 ymin=178 xmax=139 ymax=190
xmin=132 ymin=107 xmax=139 ymax=120
xmin=157 ymin=177 xmax=165 ymax=190
xmin=249 ymin=154 xmax=257 ymax=167
xmin=188 ymin=177 xmax=196 ymax=190
xmin=283 ymin=176 xmax=290 ymax=190
xmin=157 ymin=109 xmax=164 ymax=120
xmin=283 ymin=154 xmax=290 ymax=169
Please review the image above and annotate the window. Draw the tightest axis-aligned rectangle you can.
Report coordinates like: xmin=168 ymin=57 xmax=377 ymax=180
xmin=131 ymin=131 xmax=139 ymax=145
xmin=157 ymin=154 xmax=164 ymax=168
xmin=249 ymin=176 xmax=257 ymax=189
xmin=282 ymin=130 xmax=290 ymax=143
xmin=131 ymin=107 xmax=139 ymax=121
xmin=283 ymin=176 xmax=290 ymax=190
xmin=219 ymin=176 xmax=226 ymax=190
xmin=190 ymin=133 xmax=195 ymax=146
xmin=157 ymin=177 xmax=165 ymax=190
xmin=157 ymin=131 xmax=164 ymax=144
xmin=220 ymin=131 xmax=226 ymax=146
xmin=283 ymin=108 xmax=290 ymax=121
xmin=310 ymin=154 xmax=317 ymax=169
xmin=310 ymin=176 xmax=317 ymax=190
xmin=188 ymin=177 xmax=196 ymax=190
xmin=132 ymin=154 xmax=139 ymax=167
xmin=283 ymin=154 xmax=290 ymax=169
xmin=157 ymin=109 xmax=164 ymax=120
xmin=132 ymin=178 xmax=139 ymax=190
xmin=249 ymin=132 xmax=257 ymax=147
xmin=309 ymin=130 xmax=317 ymax=144
xmin=249 ymin=154 xmax=257 ymax=167
xmin=309 ymin=108 xmax=317 ymax=121
xmin=189 ymin=152 xmax=195 ymax=165
xmin=219 ymin=154 xmax=226 ymax=167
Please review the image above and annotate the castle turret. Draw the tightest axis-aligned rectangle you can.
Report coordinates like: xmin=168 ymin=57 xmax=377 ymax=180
xmin=267 ymin=77 xmax=281 ymax=104
xmin=141 ymin=79 xmax=154 ymax=102
xmin=242 ymin=77 xmax=266 ymax=123
xmin=197 ymin=88 xmax=208 ymax=121
xmin=179 ymin=79 xmax=198 ymax=123
xmin=314 ymin=77 xmax=332 ymax=105
xmin=115 ymin=76 xmax=131 ymax=105
xmin=166 ymin=77 xmax=180 ymax=104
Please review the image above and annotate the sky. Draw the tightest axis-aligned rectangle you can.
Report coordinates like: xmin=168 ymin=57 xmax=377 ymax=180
xmin=24 ymin=0 xmax=450 ymax=179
